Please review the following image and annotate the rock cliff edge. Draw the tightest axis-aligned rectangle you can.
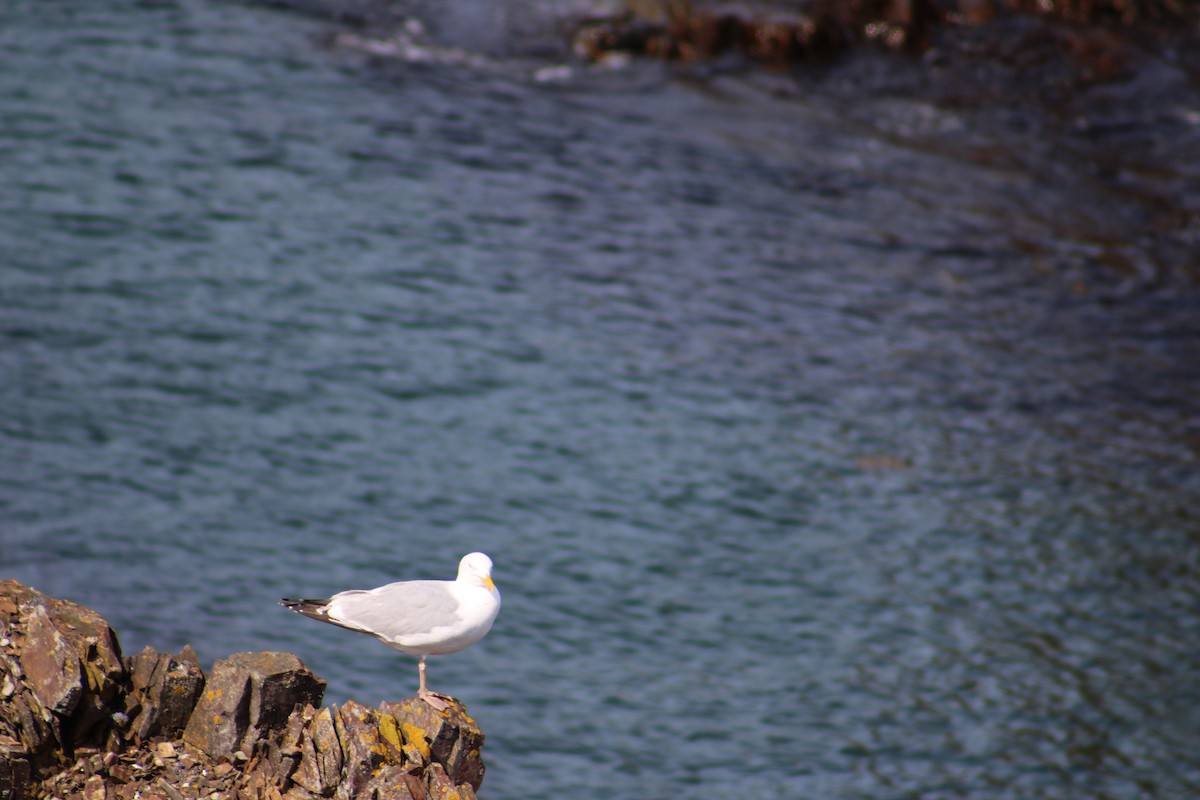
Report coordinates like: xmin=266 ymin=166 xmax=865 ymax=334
xmin=0 ymin=580 xmax=486 ymax=800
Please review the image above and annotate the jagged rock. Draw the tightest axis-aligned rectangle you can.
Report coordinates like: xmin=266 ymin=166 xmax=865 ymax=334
xmin=286 ymin=706 xmax=342 ymax=796
xmin=126 ymin=646 xmax=206 ymax=742
xmin=182 ymin=652 xmax=325 ymax=759
xmin=334 ymin=701 xmax=409 ymax=799
xmin=279 ymin=699 xmax=485 ymax=800
xmin=382 ymin=699 xmax=485 ymax=793
xmin=0 ymin=579 xmax=128 ymax=766
xmin=241 ymin=653 xmax=325 ymax=749
xmin=181 ymin=658 xmax=249 ymax=759
xmin=0 ymin=581 xmax=489 ymax=800
xmin=426 ymin=762 xmax=471 ymax=800
xmin=22 ymin=605 xmax=84 ymax=718
xmin=83 ymin=773 xmax=106 ymax=800
xmin=7 ymin=690 xmax=53 ymax=758
xmin=0 ymin=733 xmax=32 ymax=799
xmin=353 ymin=764 xmax=418 ymax=800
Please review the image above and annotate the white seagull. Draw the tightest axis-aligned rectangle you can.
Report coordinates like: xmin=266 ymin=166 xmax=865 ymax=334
xmin=282 ymin=552 xmax=500 ymax=709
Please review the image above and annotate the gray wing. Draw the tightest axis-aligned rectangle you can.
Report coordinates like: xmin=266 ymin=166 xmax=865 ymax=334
xmin=326 ymin=579 xmax=462 ymax=642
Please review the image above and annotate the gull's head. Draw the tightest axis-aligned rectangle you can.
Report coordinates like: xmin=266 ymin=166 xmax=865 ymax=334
xmin=458 ymin=552 xmax=496 ymax=592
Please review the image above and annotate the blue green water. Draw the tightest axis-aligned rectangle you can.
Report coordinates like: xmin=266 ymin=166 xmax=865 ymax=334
xmin=2 ymin=1 xmax=1198 ymax=798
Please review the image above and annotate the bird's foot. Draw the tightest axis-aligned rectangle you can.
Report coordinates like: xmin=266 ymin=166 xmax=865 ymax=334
xmin=419 ymin=689 xmax=452 ymax=711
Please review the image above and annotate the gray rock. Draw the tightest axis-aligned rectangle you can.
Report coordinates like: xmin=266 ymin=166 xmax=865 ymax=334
xmin=182 ymin=652 xmax=324 ymax=759
xmin=355 ymin=764 xmax=419 ymax=800
xmin=382 ymin=698 xmax=485 ymax=792
xmin=288 ymin=706 xmax=342 ymax=797
xmin=181 ymin=657 xmax=251 ymax=759
xmin=426 ymin=761 xmax=476 ymax=800
xmin=126 ymin=646 xmax=206 ymax=742
xmin=237 ymin=652 xmax=325 ymax=750
xmin=335 ymin=700 xmax=407 ymax=798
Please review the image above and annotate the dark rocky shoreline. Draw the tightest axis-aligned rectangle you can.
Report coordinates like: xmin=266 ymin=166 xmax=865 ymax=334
xmin=255 ymin=0 xmax=1199 ymax=288
xmin=0 ymin=580 xmax=486 ymax=800
xmin=570 ymin=0 xmax=1199 ymax=65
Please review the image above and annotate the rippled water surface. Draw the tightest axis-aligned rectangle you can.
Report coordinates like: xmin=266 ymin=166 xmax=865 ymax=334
xmin=3 ymin=1 xmax=1199 ymax=798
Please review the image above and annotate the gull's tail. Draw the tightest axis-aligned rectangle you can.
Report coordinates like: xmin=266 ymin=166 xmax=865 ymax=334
xmin=281 ymin=597 xmax=332 ymax=622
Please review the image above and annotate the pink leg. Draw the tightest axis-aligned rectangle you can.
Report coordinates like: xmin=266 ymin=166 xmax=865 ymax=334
xmin=418 ymin=656 xmax=449 ymax=710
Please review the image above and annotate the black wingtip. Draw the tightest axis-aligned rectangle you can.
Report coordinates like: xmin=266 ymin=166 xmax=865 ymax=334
xmin=280 ymin=598 xmax=331 ymax=619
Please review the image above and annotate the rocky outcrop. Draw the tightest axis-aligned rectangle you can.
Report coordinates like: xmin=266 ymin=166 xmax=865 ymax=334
xmin=0 ymin=580 xmax=488 ymax=800
xmin=569 ymin=0 xmax=1197 ymax=66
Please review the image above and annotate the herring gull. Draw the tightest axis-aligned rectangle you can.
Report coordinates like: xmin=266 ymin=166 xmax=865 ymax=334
xmin=281 ymin=552 xmax=500 ymax=709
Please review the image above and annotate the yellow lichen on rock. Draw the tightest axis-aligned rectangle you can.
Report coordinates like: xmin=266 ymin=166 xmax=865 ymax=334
xmin=378 ymin=713 xmax=402 ymax=749
xmin=400 ymin=722 xmax=432 ymax=760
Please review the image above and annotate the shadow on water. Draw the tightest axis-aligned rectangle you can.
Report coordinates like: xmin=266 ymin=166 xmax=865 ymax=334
xmin=1 ymin=0 xmax=1198 ymax=798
